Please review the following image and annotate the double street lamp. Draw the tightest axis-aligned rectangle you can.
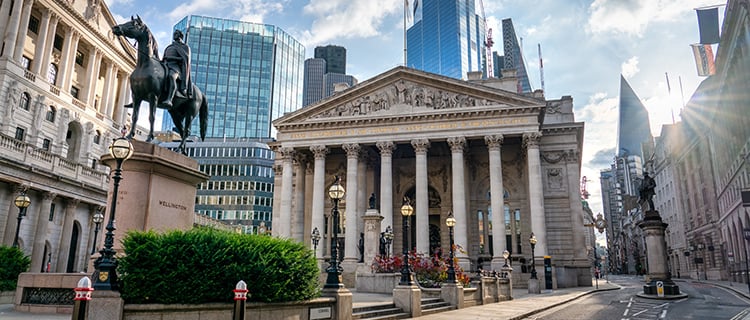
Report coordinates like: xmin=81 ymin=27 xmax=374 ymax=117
xmin=445 ymin=211 xmax=457 ymax=284
xmin=12 ymin=192 xmax=31 ymax=248
xmin=324 ymin=176 xmax=345 ymax=289
xmin=90 ymin=211 xmax=104 ymax=255
xmin=311 ymin=227 xmax=321 ymax=256
xmin=399 ymin=197 xmax=414 ymax=285
xmin=93 ymin=137 xmax=133 ymax=291
xmin=529 ymin=233 xmax=538 ymax=280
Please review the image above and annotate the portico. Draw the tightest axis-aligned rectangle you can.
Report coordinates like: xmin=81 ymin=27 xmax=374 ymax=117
xmin=271 ymin=67 xmax=590 ymax=288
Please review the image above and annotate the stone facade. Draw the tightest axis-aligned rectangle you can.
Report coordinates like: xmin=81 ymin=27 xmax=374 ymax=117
xmin=271 ymin=67 xmax=590 ymax=288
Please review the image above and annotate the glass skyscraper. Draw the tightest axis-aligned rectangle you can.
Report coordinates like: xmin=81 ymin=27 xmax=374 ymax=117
xmin=406 ymin=0 xmax=486 ymax=79
xmin=162 ymin=15 xmax=305 ymax=139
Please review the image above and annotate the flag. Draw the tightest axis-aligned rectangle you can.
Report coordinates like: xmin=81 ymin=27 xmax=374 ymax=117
xmin=413 ymin=0 xmax=419 ymax=19
xmin=696 ymin=7 xmax=720 ymax=44
xmin=691 ymin=43 xmax=715 ymax=76
xmin=405 ymin=0 xmax=412 ymax=24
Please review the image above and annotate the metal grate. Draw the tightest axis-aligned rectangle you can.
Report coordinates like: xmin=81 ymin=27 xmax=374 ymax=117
xmin=21 ymin=287 xmax=74 ymax=305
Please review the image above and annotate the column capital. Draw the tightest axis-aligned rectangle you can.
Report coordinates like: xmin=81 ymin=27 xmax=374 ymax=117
xmin=376 ymin=141 xmax=396 ymax=156
xmin=293 ymin=153 xmax=309 ymax=166
xmin=310 ymin=145 xmax=329 ymax=159
xmin=278 ymin=147 xmax=295 ymax=160
xmin=273 ymin=164 xmax=283 ymax=175
xmin=65 ymin=198 xmax=80 ymax=209
xmin=447 ymin=136 xmax=466 ymax=152
xmin=523 ymin=132 xmax=542 ymax=149
xmin=342 ymin=143 xmax=361 ymax=158
xmin=410 ymin=138 xmax=430 ymax=153
xmin=484 ymin=134 xmax=504 ymax=150
xmin=42 ymin=191 xmax=57 ymax=201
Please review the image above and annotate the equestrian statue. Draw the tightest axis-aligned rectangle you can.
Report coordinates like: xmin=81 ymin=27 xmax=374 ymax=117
xmin=112 ymin=15 xmax=207 ymax=154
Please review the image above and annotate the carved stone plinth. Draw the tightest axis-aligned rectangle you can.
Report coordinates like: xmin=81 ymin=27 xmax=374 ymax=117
xmin=637 ymin=210 xmax=688 ymax=299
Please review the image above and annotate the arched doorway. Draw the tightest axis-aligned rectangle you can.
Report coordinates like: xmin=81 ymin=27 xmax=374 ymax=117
xmin=66 ymin=223 xmax=80 ymax=272
xmin=403 ymin=186 xmax=442 ymax=255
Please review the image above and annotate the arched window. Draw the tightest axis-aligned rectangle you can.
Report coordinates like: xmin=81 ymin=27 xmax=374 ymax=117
xmin=93 ymin=130 xmax=101 ymax=144
xmin=45 ymin=105 xmax=56 ymax=122
xmin=47 ymin=63 xmax=58 ymax=84
xmin=20 ymin=92 xmax=30 ymax=110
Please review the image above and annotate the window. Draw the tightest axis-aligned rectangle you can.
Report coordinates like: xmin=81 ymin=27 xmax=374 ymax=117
xmin=28 ymin=16 xmax=39 ymax=34
xmin=48 ymin=203 xmax=55 ymax=221
xmin=21 ymin=56 xmax=31 ymax=70
xmin=47 ymin=63 xmax=58 ymax=84
xmin=75 ymin=51 xmax=84 ymax=66
xmin=20 ymin=92 xmax=30 ymax=110
xmin=70 ymin=86 xmax=80 ymax=99
xmin=14 ymin=127 xmax=25 ymax=141
xmin=91 ymin=159 xmax=97 ymax=169
xmin=53 ymin=34 xmax=63 ymax=51
xmin=93 ymin=130 xmax=101 ymax=144
xmin=45 ymin=106 xmax=56 ymax=122
xmin=42 ymin=139 xmax=51 ymax=151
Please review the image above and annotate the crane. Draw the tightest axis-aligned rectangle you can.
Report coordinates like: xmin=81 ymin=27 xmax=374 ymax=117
xmin=478 ymin=0 xmax=494 ymax=78
xmin=581 ymin=176 xmax=590 ymax=200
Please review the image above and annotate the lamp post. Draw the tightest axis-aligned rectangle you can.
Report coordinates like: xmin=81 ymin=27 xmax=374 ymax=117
xmin=90 ymin=211 xmax=104 ymax=255
xmin=502 ymin=250 xmax=511 ymax=278
xmin=12 ymin=192 xmax=31 ymax=248
xmin=445 ymin=211 xmax=457 ymax=284
xmin=93 ymin=137 xmax=133 ymax=291
xmin=529 ymin=233 xmax=538 ymax=280
xmin=399 ymin=197 xmax=414 ymax=285
xmin=324 ymin=176 xmax=345 ymax=289
xmin=384 ymin=226 xmax=394 ymax=257
xmin=312 ymin=227 xmax=321 ymax=255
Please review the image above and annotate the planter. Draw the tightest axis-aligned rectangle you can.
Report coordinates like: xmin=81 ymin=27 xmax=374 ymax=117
xmin=355 ymin=273 xmax=400 ymax=293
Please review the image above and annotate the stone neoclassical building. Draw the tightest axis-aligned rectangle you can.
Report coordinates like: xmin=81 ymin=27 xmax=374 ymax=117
xmin=0 ymin=0 xmax=137 ymax=273
xmin=271 ymin=67 xmax=591 ymax=288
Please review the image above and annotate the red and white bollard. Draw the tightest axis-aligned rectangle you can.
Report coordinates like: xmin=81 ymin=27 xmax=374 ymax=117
xmin=233 ymin=280 xmax=248 ymax=320
xmin=72 ymin=276 xmax=94 ymax=320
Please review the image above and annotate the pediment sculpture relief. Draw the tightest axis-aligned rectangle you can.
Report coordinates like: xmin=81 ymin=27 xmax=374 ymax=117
xmin=312 ymin=80 xmax=499 ymax=119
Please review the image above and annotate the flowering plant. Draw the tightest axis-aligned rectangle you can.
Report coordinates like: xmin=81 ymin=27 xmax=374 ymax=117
xmin=371 ymin=250 xmax=471 ymax=287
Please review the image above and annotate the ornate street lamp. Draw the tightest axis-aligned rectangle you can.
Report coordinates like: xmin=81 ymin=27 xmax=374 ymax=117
xmin=324 ymin=176 xmax=345 ymax=289
xmin=529 ymin=233 xmax=538 ymax=280
xmin=503 ymin=250 xmax=510 ymax=268
xmin=384 ymin=226 xmax=394 ymax=257
xmin=311 ymin=227 xmax=321 ymax=255
xmin=93 ymin=137 xmax=133 ymax=290
xmin=445 ymin=211 xmax=457 ymax=284
xmin=12 ymin=192 xmax=31 ymax=248
xmin=90 ymin=211 xmax=104 ymax=255
xmin=399 ymin=197 xmax=414 ymax=285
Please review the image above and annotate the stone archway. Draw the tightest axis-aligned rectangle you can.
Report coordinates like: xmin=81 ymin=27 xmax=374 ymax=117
xmin=65 ymin=121 xmax=84 ymax=162
xmin=65 ymin=222 xmax=80 ymax=272
xmin=403 ymin=185 xmax=442 ymax=254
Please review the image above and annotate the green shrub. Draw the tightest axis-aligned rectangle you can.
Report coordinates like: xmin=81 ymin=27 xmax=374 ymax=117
xmin=0 ymin=246 xmax=31 ymax=291
xmin=118 ymin=227 xmax=319 ymax=304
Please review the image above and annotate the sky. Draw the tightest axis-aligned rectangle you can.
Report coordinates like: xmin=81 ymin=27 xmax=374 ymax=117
xmin=105 ymin=0 xmax=725 ymax=242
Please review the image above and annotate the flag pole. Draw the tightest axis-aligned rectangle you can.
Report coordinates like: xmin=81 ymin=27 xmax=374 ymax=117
xmin=404 ymin=0 xmax=407 ymax=66
xmin=665 ymin=72 xmax=675 ymax=124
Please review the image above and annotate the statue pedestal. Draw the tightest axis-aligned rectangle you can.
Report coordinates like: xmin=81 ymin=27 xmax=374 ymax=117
xmin=636 ymin=211 xmax=687 ymax=299
xmin=99 ymin=140 xmax=209 ymax=252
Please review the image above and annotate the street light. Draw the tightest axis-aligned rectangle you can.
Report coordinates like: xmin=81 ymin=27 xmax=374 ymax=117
xmin=90 ymin=211 xmax=104 ymax=255
xmin=93 ymin=137 xmax=133 ymax=291
xmin=324 ymin=176 xmax=345 ymax=289
xmin=529 ymin=233 xmax=538 ymax=280
xmin=384 ymin=226 xmax=394 ymax=257
xmin=502 ymin=250 xmax=511 ymax=278
xmin=311 ymin=227 xmax=321 ymax=256
xmin=399 ymin=197 xmax=414 ymax=285
xmin=12 ymin=192 xmax=31 ymax=248
xmin=445 ymin=211 xmax=457 ymax=284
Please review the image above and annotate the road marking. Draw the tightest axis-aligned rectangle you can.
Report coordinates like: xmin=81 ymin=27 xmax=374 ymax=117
xmin=632 ymin=308 xmax=649 ymax=317
xmin=660 ymin=310 xmax=668 ymax=318
xmin=623 ymin=309 xmax=629 ymax=316
xmin=627 ymin=297 xmax=633 ymax=308
xmin=653 ymin=302 xmax=669 ymax=308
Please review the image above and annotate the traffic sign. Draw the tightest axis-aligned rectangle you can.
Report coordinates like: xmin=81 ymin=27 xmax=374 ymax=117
xmin=656 ymin=281 xmax=664 ymax=297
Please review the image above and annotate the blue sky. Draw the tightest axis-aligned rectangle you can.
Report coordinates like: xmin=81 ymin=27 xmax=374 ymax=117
xmin=106 ymin=0 xmax=723 ymax=224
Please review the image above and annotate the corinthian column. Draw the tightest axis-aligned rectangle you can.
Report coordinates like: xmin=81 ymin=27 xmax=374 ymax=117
xmin=411 ymin=138 xmax=430 ymax=253
xmin=447 ymin=136 xmax=468 ymax=264
xmin=524 ymin=132 xmax=547 ymax=256
xmin=277 ymin=147 xmax=295 ymax=238
xmin=310 ymin=145 xmax=328 ymax=259
xmin=486 ymin=135 xmax=508 ymax=269
xmin=342 ymin=143 xmax=360 ymax=262
xmin=376 ymin=141 xmax=396 ymax=232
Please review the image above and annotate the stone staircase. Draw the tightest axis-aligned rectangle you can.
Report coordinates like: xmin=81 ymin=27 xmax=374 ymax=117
xmin=352 ymin=298 xmax=453 ymax=319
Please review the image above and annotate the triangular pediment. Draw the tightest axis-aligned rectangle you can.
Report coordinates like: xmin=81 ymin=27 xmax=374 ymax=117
xmin=274 ymin=67 xmax=545 ymax=130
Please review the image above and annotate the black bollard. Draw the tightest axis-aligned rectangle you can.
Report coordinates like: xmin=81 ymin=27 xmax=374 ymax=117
xmin=72 ymin=276 xmax=93 ymax=320
xmin=233 ymin=280 xmax=248 ymax=320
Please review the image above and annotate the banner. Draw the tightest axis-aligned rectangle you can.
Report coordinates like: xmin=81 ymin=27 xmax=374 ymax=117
xmin=696 ymin=7 xmax=720 ymax=44
xmin=691 ymin=43 xmax=715 ymax=76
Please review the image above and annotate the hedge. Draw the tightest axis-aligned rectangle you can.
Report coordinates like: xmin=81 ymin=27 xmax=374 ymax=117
xmin=0 ymin=246 xmax=31 ymax=291
xmin=118 ymin=227 xmax=319 ymax=304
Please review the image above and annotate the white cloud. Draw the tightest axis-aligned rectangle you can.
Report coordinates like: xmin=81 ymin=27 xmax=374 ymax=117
xmin=586 ymin=0 xmax=718 ymax=37
xmin=167 ymin=0 xmax=285 ymax=24
xmin=621 ymin=56 xmax=639 ymax=79
xmin=300 ymin=0 xmax=401 ymax=47
xmin=579 ymin=92 xmax=620 ymax=214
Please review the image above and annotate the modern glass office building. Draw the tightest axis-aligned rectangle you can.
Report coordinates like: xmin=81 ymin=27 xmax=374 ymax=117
xmin=406 ymin=0 xmax=486 ymax=79
xmin=314 ymin=45 xmax=346 ymax=74
xmin=162 ymin=15 xmax=305 ymax=139
xmin=617 ymin=75 xmax=653 ymax=158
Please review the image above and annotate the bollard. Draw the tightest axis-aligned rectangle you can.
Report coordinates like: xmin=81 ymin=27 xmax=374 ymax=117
xmin=233 ymin=280 xmax=248 ymax=320
xmin=72 ymin=276 xmax=93 ymax=320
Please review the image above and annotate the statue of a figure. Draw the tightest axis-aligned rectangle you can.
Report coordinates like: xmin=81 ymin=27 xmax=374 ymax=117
xmin=369 ymin=193 xmax=376 ymax=209
xmin=358 ymin=232 xmax=365 ymax=262
xmin=379 ymin=232 xmax=387 ymax=256
xmin=160 ymin=30 xmax=192 ymax=108
xmin=639 ymin=172 xmax=657 ymax=212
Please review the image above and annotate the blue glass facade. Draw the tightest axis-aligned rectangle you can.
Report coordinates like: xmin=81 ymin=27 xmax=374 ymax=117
xmin=500 ymin=19 xmax=532 ymax=93
xmin=617 ymin=76 xmax=653 ymax=157
xmin=407 ymin=0 xmax=485 ymax=79
xmin=163 ymin=16 xmax=305 ymax=139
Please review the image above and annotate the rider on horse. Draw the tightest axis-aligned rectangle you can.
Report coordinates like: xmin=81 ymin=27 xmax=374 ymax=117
xmin=160 ymin=30 xmax=192 ymax=109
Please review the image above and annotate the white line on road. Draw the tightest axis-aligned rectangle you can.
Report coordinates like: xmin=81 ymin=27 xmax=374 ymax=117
xmin=660 ymin=310 xmax=667 ymax=318
xmin=623 ymin=309 xmax=629 ymax=316
xmin=633 ymin=308 xmax=649 ymax=317
xmin=653 ymin=302 xmax=669 ymax=308
xmin=627 ymin=297 xmax=633 ymax=308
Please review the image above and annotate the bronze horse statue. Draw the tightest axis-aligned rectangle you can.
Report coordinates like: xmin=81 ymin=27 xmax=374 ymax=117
xmin=112 ymin=16 xmax=207 ymax=154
